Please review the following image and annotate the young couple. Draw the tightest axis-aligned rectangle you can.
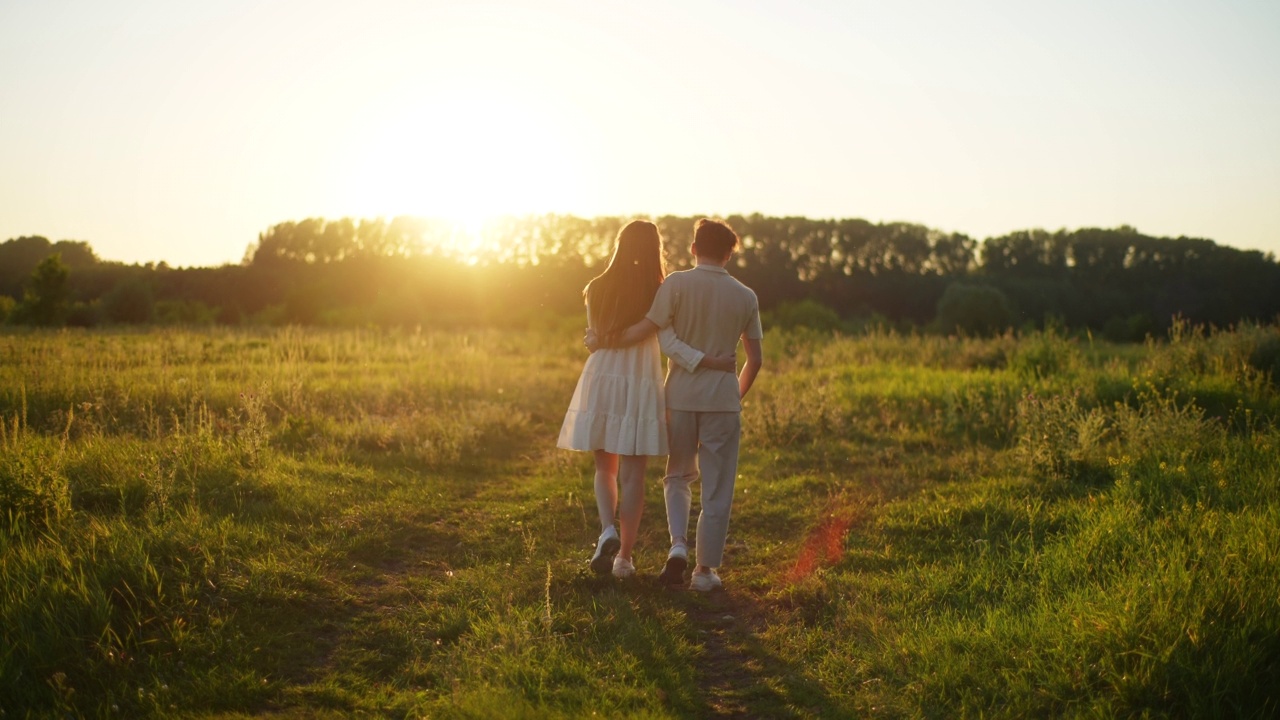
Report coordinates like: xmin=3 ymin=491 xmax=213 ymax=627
xmin=557 ymin=218 xmax=763 ymax=592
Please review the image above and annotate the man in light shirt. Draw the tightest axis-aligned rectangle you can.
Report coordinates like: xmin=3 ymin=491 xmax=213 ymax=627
xmin=594 ymin=218 xmax=764 ymax=591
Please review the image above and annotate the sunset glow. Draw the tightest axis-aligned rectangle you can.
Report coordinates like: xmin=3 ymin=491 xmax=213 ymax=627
xmin=334 ymin=87 xmax=594 ymax=229
xmin=1 ymin=1 xmax=1278 ymax=266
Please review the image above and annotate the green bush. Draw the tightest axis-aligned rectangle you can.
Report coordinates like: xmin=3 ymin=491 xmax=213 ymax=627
xmin=103 ymin=280 xmax=155 ymax=324
xmin=1008 ymin=328 xmax=1080 ymax=378
xmin=65 ymin=300 xmax=101 ymax=328
xmin=0 ymin=442 xmax=70 ymax=527
xmin=762 ymin=299 xmax=845 ymax=332
xmin=934 ymin=282 xmax=1015 ymax=336
xmin=16 ymin=254 xmax=70 ymax=326
xmin=1249 ymin=330 xmax=1280 ymax=385
xmin=1015 ymin=390 xmax=1108 ymax=481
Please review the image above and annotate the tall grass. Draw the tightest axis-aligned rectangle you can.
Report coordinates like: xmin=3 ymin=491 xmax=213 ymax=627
xmin=751 ymin=323 xmax=1280 ymax=717
xmin=1 ymin=322 xmax=1277 ymax=717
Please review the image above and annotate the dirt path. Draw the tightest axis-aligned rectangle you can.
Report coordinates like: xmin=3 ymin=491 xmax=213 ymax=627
xmin=678 ymin=497 xmax=868 ymax=717
xmin=683 ymin=588 xmax=774 ymax=717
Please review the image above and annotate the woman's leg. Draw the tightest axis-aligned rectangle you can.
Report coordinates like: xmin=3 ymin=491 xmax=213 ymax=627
xmin=593 ymin=450 xmax=619 ymax=531
xmin=616 ymin=455 xmax=648 ymax=560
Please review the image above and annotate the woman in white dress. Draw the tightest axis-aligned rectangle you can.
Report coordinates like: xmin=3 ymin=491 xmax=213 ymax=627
xmin=558 ymin=220 xmax=734 ymax=578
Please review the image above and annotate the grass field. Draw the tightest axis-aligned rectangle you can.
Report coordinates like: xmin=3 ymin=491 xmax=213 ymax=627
xmin=2 ymin=322 xmax=1279 ymax=718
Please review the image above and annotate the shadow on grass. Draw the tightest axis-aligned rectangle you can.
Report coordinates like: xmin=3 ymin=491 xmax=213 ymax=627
xmin=561 ymin=571 xmax=845 ymax=718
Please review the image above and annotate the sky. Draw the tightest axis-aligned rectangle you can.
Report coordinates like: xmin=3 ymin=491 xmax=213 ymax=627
xmin=1 ymin=0 xmax=1278 ymax=267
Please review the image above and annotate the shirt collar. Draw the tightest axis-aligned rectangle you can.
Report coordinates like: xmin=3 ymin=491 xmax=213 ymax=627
xmin=693 ymin=264 xmax=729 ymax=274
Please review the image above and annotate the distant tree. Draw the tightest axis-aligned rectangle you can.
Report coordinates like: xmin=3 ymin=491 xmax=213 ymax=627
xmin=50 ymin=240 xmax=98 ymax=268
xmin=935 ymin=282 xmax=1015 ymax=336
xmin=982 ymin=229 xmax=1068 ymax=277
xmin=17 ymin=253 xmax=71 ymax=326
xmin=66 ymin=301 xmax=102 ymax=327
xmin=318 ymin=217 xmax=356 ymax=262
xmin=930 ymin=233 xmax=978 ymax=276
xmin=0 ymin=236 xmax=54 ymax=295
xmin=7 ymin=214 xmax=1260 ymax=333
xmin=354 ymin=218 xmax=390 ymax=257
xmin=103 ymin=279 xmax=155 ymax=324
xmin=0 ymin=295 xmax=15 ymax=324
xmin=283 ymin=284 xmax=325 ymax=324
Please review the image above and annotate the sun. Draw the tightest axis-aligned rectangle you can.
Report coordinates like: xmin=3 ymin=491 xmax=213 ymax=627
xmin=333 ymin=86 xmax=593 ymax=261
xmin=439 ymin=211 xmax=489 ymax=265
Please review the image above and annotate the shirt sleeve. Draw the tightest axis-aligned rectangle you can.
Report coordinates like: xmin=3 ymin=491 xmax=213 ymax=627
xmin=658 ymin=326 xmax=704 ymax=372
xmin=645 ymin=280 xmax=676 ymax=329
xmin=744 ymin=296 xmax=764 ymax=340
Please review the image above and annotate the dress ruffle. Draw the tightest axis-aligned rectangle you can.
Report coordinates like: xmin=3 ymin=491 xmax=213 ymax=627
xmin=557 ymin=336 xmax=668 ymax=456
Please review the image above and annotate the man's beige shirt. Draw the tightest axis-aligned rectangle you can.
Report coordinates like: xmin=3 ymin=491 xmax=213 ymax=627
xmin=646 ymin=264 xmax=763 ymax=412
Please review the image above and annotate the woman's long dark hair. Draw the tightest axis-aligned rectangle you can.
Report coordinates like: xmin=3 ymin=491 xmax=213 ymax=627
xmin=584 ymin=220 xmax=666 ymax=334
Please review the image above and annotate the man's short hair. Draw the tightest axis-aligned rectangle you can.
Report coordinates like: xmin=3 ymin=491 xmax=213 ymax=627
xmin=693 ymin=218 xmax=738 ymax=260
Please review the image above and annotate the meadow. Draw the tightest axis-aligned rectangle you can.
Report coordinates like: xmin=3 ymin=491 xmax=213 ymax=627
xmin=2 ymin=321 xmax=1279 ymax=718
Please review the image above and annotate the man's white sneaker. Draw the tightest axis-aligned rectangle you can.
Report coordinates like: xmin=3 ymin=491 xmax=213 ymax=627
xmin=689 ymin=568 xmax=723 ymax=592
xmin=612 ymin=556 xmax=636 ymax=579
xmin=657 ymin=543 xmax=688 ymax=586
xmin=590 ymin=527 xmax=621 ymax=576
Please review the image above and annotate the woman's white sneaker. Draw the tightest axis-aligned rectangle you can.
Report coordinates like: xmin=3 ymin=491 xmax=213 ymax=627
xmin=590 ymin=527 xmax=621 ymax=576
xmin=612 ymin=556 xmax=636 ymax=579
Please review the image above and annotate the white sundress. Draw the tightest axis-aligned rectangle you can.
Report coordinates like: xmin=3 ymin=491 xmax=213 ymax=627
xmin=557 ymin=333 xmax=669 ymax=457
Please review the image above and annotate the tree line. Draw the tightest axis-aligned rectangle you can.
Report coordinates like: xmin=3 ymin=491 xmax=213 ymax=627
xmin=3 ymin=215 xmax=1278 ymax=339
